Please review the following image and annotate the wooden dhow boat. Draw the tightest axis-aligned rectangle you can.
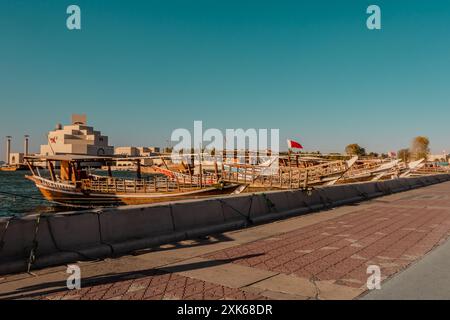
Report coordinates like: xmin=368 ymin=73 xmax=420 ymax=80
xmin=332 ymin=158 xmax=425 ymax=184
xmin=147 ymin=154 xmax=358 ymax=191
xmin=23 ymin=155 xmax=241 ymax=206
xmin=220 ymin=156 xmax=359 ymax=189
xmin=329 ymin=159 xmax=402 ymax=184
xmin=0 ymin=164 xmax=28 ymax=172
xmin=408 ymin=161 xmax=449 ymax=176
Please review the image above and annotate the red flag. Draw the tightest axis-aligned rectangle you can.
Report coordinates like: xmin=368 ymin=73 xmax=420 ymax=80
xmin=287 ymin=139 xmax=303 ymax=149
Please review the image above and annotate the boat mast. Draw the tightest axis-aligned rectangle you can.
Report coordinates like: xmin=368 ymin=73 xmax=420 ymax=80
xmin=48 ymin=160 xmax=57 ymax=181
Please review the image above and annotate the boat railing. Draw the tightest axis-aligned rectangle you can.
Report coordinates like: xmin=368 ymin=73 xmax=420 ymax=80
xmin=221 ymin=160 xmax=354 ymax=188
xmin=171 ymin=171 xmax=220 ymax=186
xmin=83 ymin=175 xmax=214 ymax=193
xmin=412 ymin=166 xmax=450 ymax=174
xmin=343 ymin=162 xmax=389 ymax=177
xmin=33 ymin=175 xmax=77 ymax=191
xmin=152 ymin=166 xmax=220 ymax=186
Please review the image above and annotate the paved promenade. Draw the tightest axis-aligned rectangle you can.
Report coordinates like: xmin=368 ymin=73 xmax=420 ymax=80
xmin=363 ymin=230 xmax=450 ymax=300
xmin=1 ymin=181 xmax=450 ymax=300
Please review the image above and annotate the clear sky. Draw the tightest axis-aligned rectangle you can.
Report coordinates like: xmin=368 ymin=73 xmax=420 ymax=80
xmin=1 ymin=0 xmax=450 ymax=160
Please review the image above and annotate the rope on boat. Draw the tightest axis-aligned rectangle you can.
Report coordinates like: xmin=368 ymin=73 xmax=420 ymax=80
xmin=94 ymin=210 xmax=115 ymax=255
xmin=261 ymin=193 xmax=277 ymax=213
xmin=44 ymin=214 xmax=100 ymax=261
xmin=317 ymin=191 xmax=334 ymax=209
xmin=0 ymin=190 xmax=97 ymax=209
xmin=21 ymin=211 xmax=114 ymax=273
xmin=247 ymin=195 xmax=254 ymax=223
xmin=0 ymin=190 xmax=52 ymax=203
xmin=353 ymin=186 xmax=370 ymax=200
xmin=169 ymin=204 xmax=176 ymax=231
xmin=0 ymin=217 xmax=15 ymax=252
xmin=400 ymin=179 xmax=412 ymax=190
xmin=374 ymin=182 xmax=384 ymax=194
xmin=0 ymin=192 xmax=113 ymax=271
xmin=378 ymin=183 xmax=393 ymax=195
xmin=218 ymin=196 xmax=254 ymax=226
xmin=27 ymin=214 xmax=41 ymax=273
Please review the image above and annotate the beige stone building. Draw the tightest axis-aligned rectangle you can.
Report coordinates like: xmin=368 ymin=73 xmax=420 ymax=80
xmin=114 ymin=146 xmax=160 ymax=168
xmin=114 ymin=146 xmax=160 ymax=157
xmin=138 ymin=146 xmax=160 ymax=155
xmin=9 ymin=152 xmax=24 ymax=165
xmin=40 ymin=114 xmax=114 ymax=156
xmin=115 ymin=147 xmax=140 ymax=157
xmin=428 ymin=153 xmax=448 ymax=162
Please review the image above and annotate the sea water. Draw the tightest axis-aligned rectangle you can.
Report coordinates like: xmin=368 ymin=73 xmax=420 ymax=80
xmin=0 ymin=171 xmax=60 ymax=217
xmin=0 ymin=170 xmax=158 ymax=217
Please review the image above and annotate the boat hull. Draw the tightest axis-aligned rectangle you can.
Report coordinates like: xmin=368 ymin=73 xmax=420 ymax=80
xmin=0 ymin=165 xmax=28 ymax=172
xmin=31 ymin=178 xmax=241 ymax=206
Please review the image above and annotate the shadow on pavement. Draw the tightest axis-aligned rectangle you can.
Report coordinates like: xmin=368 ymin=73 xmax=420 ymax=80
xmin=1 ymin=253 xmax=263 ymax=300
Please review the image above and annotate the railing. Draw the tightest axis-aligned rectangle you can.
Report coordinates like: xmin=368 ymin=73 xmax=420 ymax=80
xmin=33 ymin=175 xmax=77 ymax=191
xmin=151 ymin=166 xmax=220 ymax=186
xmin=341 ymin=162 xmax=391 ymax=179
xmin=221 ymin=160 xmax=352 ymax=189
xmin=412 ymin=167 xmax=450 ymax=174
xmin=171 ymin=171 xmax=220 ymax=186
xmin=83 ymin=176 xmax=215 ymax=194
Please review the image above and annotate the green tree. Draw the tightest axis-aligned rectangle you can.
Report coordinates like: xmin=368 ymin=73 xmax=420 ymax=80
xmin=345 ymin=143 xmax=366 ymax=156
xmin=410 ymin=136 xmax=430 ymax=160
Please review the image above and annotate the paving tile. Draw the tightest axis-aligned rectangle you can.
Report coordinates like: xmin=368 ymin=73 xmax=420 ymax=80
xmin=24 ymin=182 xmax=450 ymax=300
xmin=201 ymin=192 xmax=450 ymax=299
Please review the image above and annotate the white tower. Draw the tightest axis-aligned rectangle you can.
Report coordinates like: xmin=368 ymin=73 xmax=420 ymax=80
xmin=24 ymin=135 xmax=29 ymax=156
xmin=5 ymin=136 xmax=11 ymax=165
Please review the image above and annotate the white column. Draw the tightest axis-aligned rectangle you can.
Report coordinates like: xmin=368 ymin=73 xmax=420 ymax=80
xmin=24 ymin=135 xmax=29 ymax=156
xmin=6 ymin=136 xmax=11 ymax=165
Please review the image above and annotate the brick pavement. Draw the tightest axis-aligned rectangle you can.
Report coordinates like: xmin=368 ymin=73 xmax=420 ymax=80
xmin=40 ymin=270 xmax=267 ymax=300
xmin=204 ymin=204 xmax=450 ymax=290
xmin=3 ymin=181 xmax=450 ymax=300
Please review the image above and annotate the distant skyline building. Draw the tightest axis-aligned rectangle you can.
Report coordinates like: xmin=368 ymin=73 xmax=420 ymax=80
xmin=427 ymin=153 xmax=449 ymax=162
xmin=40 ymin=114 xmax=114 ymax=156
xmin=9 ymin=152 xmax=24 ymax=165
xmin=114 ymin=146 xmax=160 ymax=157
xmin=114 ymin=146 xmax=160 ymax=167
xmin=3 ymin=135 xmax=30 ymax=165
xmin=114 ymin=146 xmax=140 ymax=157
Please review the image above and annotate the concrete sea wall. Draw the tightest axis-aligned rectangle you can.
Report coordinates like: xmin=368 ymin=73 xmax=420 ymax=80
xmin=1 ymin=174 xmax=450 ymax=275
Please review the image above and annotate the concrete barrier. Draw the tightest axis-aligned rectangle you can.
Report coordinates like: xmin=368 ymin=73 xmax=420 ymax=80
xmin=171 ymin=200 xmax=225 ymax=231
xmin=1 ymin=174 xmax=450 ymax=275
xmin=100 ymin=205 xmax=174 ymax=243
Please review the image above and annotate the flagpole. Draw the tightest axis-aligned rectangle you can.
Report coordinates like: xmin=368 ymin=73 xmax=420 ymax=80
xmin=288 ymin=147 xmax=291 ymax=167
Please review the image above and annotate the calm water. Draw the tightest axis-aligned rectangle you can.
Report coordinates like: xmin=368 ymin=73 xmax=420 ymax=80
xmin=0 ymin=170 xmax=159 ymax=217
xmin=0 ymin=171 xmax=61 ymax=217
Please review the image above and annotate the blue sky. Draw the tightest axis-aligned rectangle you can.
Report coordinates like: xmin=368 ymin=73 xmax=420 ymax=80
xmin=1 ymin=0 xmax=450 ymax=159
